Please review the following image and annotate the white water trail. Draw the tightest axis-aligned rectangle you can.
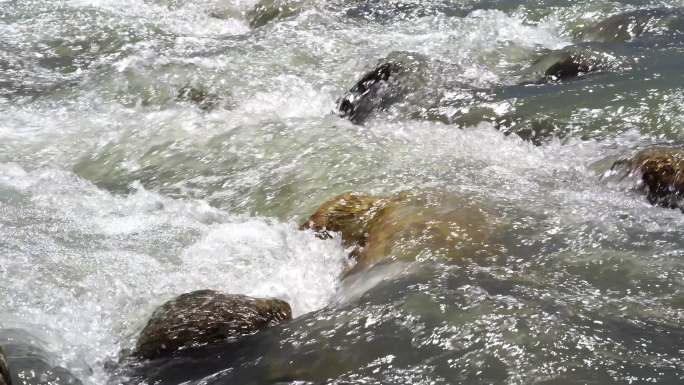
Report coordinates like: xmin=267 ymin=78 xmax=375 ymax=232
xmin=0 ymin=164 xmax=348 ymax=385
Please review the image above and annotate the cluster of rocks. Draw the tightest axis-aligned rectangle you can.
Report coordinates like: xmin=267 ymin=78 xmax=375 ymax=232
xmin=5 ymin=6 xmax=684 ymax=385
xmin=334 ymin=7 xmax=684 ymax=133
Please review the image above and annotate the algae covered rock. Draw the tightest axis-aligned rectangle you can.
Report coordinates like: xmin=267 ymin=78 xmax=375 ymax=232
xmin=247 ymin=0 xmax=307 ymax=28
xmin=301 ymin=192 xmax=385 ymax=250
xmin=134 ymin=290 xmax=292 ymax=360
xmin=0 ymin=346 xmax=10 ymax=385
xmin=614 ymin=147 xmax=684 ymax=209
xmin=303 ymin=191 xmax=503 ymax=274
xmin=361 ymin=193 xmax=500 ymax=269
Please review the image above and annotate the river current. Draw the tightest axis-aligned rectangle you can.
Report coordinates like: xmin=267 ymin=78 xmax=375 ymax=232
xmin=0 ymin=0 xmax=683 ymax=384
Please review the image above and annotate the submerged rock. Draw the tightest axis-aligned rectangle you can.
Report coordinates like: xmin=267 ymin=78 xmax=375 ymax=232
xmin=580 ymin=8 xmax=684 ymax=43
xmin=247 ymin=0 xmax=307 ymax=28
xmin=612 ymin=147 xmax=684 ymax=209
xmin=344 ymin=0 xmax=469 ymax=23
xmin=134 ymin=290 xmax=292 ymax=360
xmin=0 ymin=346 xmax=10 ymax=385
xmin=0 ymin=329 xmax=83 ymax=385
xmin=176 ymin=86 xmax=221 ymax=111
xmin=523 ymin=44 xmax=631 ymax=83
xmin=337 ymin=51 xmax=432 ymax=123
xmin=304 ymin=191 xmax=503 ymax=274
xmin=528 ymin=50 xmax=590 ymax=81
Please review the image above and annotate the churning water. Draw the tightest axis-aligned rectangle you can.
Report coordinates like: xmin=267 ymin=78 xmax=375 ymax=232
xmin=0 ymin=0 xmax=683 ymax=384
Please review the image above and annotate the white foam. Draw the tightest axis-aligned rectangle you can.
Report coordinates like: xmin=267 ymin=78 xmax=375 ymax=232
xmin=0 ymin=164 xmax=347 ymax=385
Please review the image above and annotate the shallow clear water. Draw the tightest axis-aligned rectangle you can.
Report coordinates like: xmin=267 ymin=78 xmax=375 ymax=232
xmin=0 ymin=0 xmax=683 ymax=384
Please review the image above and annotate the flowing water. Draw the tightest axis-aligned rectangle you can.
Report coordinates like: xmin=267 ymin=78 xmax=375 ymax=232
xmin=1 ymin=0 xmax=683 ymax=384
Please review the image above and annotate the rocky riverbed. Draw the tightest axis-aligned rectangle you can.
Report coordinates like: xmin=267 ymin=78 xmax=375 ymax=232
xmin=1 ymin=1 xmax=683 ymax=384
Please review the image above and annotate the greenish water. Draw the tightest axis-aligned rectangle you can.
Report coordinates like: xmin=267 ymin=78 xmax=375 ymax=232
xmin=0 ymin=1 xmax=682 ymax=384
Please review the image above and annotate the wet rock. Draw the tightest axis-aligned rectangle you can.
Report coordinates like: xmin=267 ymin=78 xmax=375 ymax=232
xmin=612 ymin=147 xmax=684 ymax=209
xmin=247 ymin=0 xmax=306 ymax=28
xmin=532 ymin=50 xmax=590 ymax=81
xmin=523 ymin=44 xmax=630 ymax=83
xmin=337 ymin=51 xmax=434 ymax=123
xmin=0 ymin=346 xmax=10 ymax=385
xmin=134 ymin=290 xmax=292 ymax=360
xmin=301 ymin=192 xmax=384 ymax=249
xmin=176 ymin=86 xmax=221 ymax=111
xmin=580 ymin=8 xmax=684 ymax=43
xmin=304 ymin=191 xmax=502 ymax=274
xmin=344 ymin=0 xmax=469 ymax=23
xmin=0 ymin=329 xmax=83 ymax=385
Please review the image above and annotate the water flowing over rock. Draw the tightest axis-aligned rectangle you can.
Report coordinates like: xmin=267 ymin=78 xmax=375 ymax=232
xmin=0 ymin=330 xmax=83 ymax=385
xmin=612 ymin=147 xmax=684 ymax=209
xmin=5 ymin=0 xmax=684 ymax=384
xmin=248 ymin=0 xmax=307 ymax=28
xmin=344 ymin=0 xmax=470 ymax=22
xmin=581 ymin=8 xmax=684 ymax=43
xmin=176 ymin=86 xmax=221 ymax=111
xmin=0 ymin=346 xmax=10 ymax=385
xmin=522 ymin=43 xmax=633 ymax=83
xmin=337 ymin=51 xmax=439 ymax=123
xmin=134 ymin=290 xmax=292 ymax=360
xmin=304 ymin=191 xmax=503 ymax=274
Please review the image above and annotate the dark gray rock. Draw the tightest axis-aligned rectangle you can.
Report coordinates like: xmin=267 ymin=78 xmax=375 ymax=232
xmin=344 ymin=0 xmax=469 ymax=23
xmin=134 ymin=290 xmax=292 ymax=360
xmin=580 ymin=8 xmax=684 ymax=43
xmin=0 ymin=329 xmax=83 ymax=385
xmin=0 ymin=346 xmax=10 ymax=385
xmin=523 ymin=44 xmax=632 ymax=83
xmin=337 ymin=51 xmax=434 ymax=123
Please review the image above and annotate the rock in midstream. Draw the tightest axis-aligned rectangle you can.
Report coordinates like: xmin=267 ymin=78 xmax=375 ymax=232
xmin=520 ymin=42 xmax=635 ymax=83
xmin=344 ymin=0 xmax=470 ymax=22
xmin=0 ymin=346 xmax=10 ymax=385
xmin=134 ymin=290 xmax=292 ymax=360
xmin=247 ymin=0 xmax=309 ymax=28
xmin=0 ymin=329 xmax=83 ymax=385
xmin=611 ymin=146 xmax=684 ymax=210
xmin=303 ymin=191 xmax=504 ymax=275
xmin=580 ymin=8 xmax=684 ymax=43
xmin=176 ymin=86 xmax=221 ymax=111
xmin=337 ymin=51 xmax=459 ymax=124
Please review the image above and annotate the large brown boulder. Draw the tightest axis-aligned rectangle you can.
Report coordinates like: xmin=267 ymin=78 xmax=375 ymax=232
xmin=614 ymin=147 xmax=684 ymax=209
xmin=301 ymin=192 xmax=385 ymax=252
xmin=0 ymin=346 xmax=10 ymax=385
xmin=134 ymin=290 xmax=292 ymax=360
xmin=303 ymin=191 xmax=503 ymax=274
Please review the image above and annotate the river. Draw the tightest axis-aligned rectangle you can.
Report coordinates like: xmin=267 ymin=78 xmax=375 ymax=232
xmin=0 ymin=1 xmax=683 ymax=384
